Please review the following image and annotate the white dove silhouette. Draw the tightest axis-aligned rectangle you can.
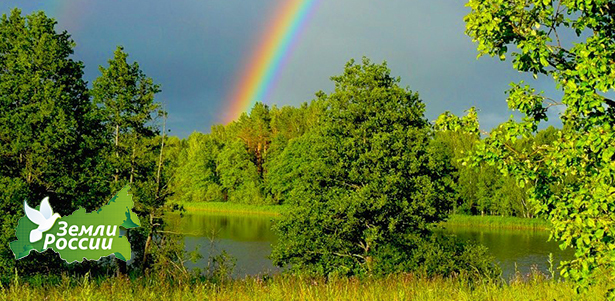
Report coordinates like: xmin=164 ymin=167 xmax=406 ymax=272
xmin=24 ymin=197 xmax=61 ymax=243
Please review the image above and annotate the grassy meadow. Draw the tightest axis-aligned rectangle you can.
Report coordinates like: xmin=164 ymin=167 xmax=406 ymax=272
xmin=1 ymin=273 xmax=608 ymax=301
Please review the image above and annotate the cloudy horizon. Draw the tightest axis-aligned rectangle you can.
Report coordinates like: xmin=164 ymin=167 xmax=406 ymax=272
xmin=0 ymin=1 xmax=562 ymax=138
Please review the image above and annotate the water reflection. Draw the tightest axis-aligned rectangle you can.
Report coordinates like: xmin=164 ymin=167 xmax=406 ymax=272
xmin=167 ymin=212 xmax=575 ymax=279
xmin=440 ymin=226 xmax=575 ymax=280
xmin=166 ymin=212 xmax=279 ymax=277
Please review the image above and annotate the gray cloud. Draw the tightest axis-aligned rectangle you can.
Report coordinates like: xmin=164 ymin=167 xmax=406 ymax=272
xmin=1 ymin=0 xmax=561 ymax=137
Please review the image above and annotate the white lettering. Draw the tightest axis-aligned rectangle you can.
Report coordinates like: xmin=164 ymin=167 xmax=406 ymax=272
xmin=57 ymin=221 xmax=68 ymax=236
xmin=56 ymin=238 xmax=67 ymax=250
xmin=93 ymin=225 xmax=105 ymax=236
xmin=68 ymin=225 xmax=79 ymax=236
xmin=101 ymin=238 xmax=113 ymax=250
xmin=89 ymin=238 xmax=100 ymax=250
xmin=68 ymin=238 xmax=78 ymax=250
xmin=43 ymin=234 xmax=56 ymax=249
xmin=79 ymin=225 xmax=93 ymax=236
xmin=106 ymin=225 xmax=117 ymax=236
xmin=79 ymin=238 xmax=88 ymax=250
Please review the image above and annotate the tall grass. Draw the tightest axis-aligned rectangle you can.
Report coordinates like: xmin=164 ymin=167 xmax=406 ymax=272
xmin=0 ymin=273 xmax=607 ymax=301
xmin=443 ymin=214 xmax=551 ymax=231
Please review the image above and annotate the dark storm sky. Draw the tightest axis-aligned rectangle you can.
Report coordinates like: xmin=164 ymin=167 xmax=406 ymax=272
xmin=0 ymin=1 xmax=563 ymax=138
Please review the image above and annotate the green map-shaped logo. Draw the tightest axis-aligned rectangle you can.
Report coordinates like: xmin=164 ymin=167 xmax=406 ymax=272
xmin=10 ymin=186 xmax=141 ymax=263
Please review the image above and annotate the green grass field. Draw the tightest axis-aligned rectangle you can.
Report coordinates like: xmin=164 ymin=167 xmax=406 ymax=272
xmin=1 ymin=273 xmax=607 ymax=301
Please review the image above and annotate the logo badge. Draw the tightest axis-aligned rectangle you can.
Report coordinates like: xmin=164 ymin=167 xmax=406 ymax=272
xmin=10 ymin=186 xmax=140 ymax=262
xmin=24 ymin=197 xmax=62 ymax=243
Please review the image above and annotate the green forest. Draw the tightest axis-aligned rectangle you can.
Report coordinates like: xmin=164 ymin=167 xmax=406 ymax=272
xmin=173 ymin=98 xmax=559 ymax=218
xmin=2 ymin=0 xmax=615 ymax=299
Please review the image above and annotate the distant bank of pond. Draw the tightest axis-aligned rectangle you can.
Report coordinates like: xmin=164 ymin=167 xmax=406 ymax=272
xmin=165 ymin=212 xmax=574 ymax=280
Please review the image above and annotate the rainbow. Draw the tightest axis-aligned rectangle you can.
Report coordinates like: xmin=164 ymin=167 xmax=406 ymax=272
xmin=224 ymin=0 xmax=322 ymax=123
xmin=39 ymin=1 xmax=87 ymax=34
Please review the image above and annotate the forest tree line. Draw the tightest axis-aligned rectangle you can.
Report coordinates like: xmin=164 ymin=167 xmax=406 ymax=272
xmin=171 ymin=101 xmax=558 ymax=218
xmin=0 ymin=9 xmax=182 ymax=278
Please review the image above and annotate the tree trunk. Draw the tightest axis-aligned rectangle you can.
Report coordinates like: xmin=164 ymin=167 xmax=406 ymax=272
xmin=156 ymin=115 xmax=166 ymax=196
xmin=114 ymin=123 xmax=120 ymax=183
xmin=130 ymin=139 xmax=136 ymax=184
xmin=142 ymin=212 xmax=154 ymax=270
xmin=256 ymin=141 xmax=262 ymax=176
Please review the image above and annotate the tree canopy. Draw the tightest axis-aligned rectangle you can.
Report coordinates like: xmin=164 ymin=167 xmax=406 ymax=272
xmin=270 ymin=58 xmax=494 ymax=277
xmin=0 ymin=9 xmax=179 ymax=277
xmin=0 ymin=9 xmax=109 ymax=275
xmin=464 ymin=0 xmax=615 ymax=293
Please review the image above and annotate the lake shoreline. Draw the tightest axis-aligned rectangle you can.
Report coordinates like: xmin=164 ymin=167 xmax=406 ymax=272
xmin=442 ymin=214 xmax=551 ymax=231
xmin=173 ymin=201 xmax=287 ymax=216
xmin=173 ymin=202 xmax=550 ymax=231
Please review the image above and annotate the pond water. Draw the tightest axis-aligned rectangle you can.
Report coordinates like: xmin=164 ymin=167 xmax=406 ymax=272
xmin=166 ymin=212 xmax=279 ymax=277
xmin=166 ymin=212 xmax=574 ymax=280
xmin=440 ymin=225 xmax=575 ymax=279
